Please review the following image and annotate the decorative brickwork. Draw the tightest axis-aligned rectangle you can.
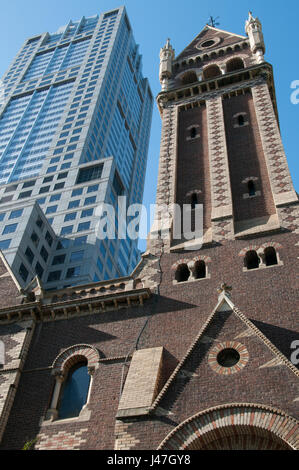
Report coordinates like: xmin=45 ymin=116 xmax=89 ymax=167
xmin=52 ymin=344 xmax=101 ymax=375
xmin=212 ymin=218 xmax=234 ymax=243
xmin=115 ymin=421 xmax=141 ymax=450
xmin=171 ymin=255 xmax=211 ymax=270
xmin=206 ymin=96 xmax=233 ymax=218
xmin=149 ymin=105 xmax=178 ymax=252
xmin=0 ymin=16 xmax=298 ymax=452
xmin=35 ymin=428 xmax=88 ymax=450
xmin=208 ymin=341 xmax=249 ymax=375
xmin=278 ymin=205 xmax=299 ymax=234
xmin=0 ymin=320 xmax=34 ymax=442
xmin=252 ymin=83 xmax=297 ymax=205
xmin=158 ymin=404 xmax=299 ymax=450
xmin=238 ymin=241 xmax=282 ymax=257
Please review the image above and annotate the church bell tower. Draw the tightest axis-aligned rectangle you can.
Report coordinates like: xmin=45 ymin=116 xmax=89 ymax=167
xmin=151 ymin=12 xmax=298 ymax=252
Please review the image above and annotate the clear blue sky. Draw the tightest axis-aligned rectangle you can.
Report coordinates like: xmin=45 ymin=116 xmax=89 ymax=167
xmin=0 ymin=1 xmax=298 ymax=251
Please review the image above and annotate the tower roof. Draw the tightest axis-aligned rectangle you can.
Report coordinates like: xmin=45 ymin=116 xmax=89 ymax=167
xmin=175 ymin=24 xmax=247 ymax=62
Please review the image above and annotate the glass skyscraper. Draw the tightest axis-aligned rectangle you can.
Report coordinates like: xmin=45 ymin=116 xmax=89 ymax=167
xmin=0 ymin=7 xmax=153 ymax=289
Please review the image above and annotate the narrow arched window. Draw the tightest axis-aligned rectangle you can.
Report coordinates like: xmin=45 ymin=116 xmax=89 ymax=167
xmin=190 ymin=127 xmax=197 ymax=139
xmin=191 ymin=193 xmax=198 ymax=209
xmin=248 ymin=180 xmax=256 ymax=196
xmin=175 ymin=264 xmax=190 ymax=283
xmin=194 ymin=260 xmax=206 ymax=279
xmin=58 ymin=361 xmax=90 ymax=420
xmin=264 ymin=247 xmax=278 ymax=266
xmin=238 ymin=115 xmax=245 ymax=126
xmin=245 ymin=250 xmax=260 ymax=270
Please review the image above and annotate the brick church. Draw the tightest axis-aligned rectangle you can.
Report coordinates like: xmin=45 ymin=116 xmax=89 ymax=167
xmin=0 ymin=12 xmax=298 ymax=450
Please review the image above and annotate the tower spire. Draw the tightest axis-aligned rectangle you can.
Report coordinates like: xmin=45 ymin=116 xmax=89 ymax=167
xmin=159 ymin=38 xmax=175 ymax=91
xmin=245 ymin=11 xmax=265 ymax=63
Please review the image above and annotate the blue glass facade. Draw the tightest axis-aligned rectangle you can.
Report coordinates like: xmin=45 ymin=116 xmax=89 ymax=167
xmin=0 ymin=7 xmax=153 ymax=290
xmin=0 ymin=82 xmax=74 ymax=183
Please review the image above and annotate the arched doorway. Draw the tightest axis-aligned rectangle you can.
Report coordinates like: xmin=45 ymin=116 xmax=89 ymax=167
xmin=158 ymin=404 xmax=298 ymax=450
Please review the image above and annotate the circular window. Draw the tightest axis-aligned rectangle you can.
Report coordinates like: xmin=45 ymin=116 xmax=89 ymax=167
xmin=208 ymin=341 xmax=249 ymax=375
xmin=196 ymin=37 xmax=221 ymax=51
xmin=217 ymin=348 xmax=240 ymax=367
xmin=201 ymin=40 xmax=215 ymax=48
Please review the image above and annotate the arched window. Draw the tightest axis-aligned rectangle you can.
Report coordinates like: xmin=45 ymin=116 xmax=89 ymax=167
xmin=248 ymin=180 xmax=256 ymax=196
xmin=175 ymin=264 xmax=190 ymax=283
xmin=264 ymin=247 xmax=278 ymax=266
xmin=181 ymin=71 xmax=198 ymax=85
xmin=194 ymin=260 xmax=206 ymax=279
xmin=191 ymin=193 xmax=198 ymax=209
xmin=245 ymin=250 xmax=260 ymax=270
xmin=226 ymin=58 xmax=244 ymax=73
xmin=203 ymin=65 xmax=221 ymax=80
xmin=58 ymin=361 xmax=91 ymax=420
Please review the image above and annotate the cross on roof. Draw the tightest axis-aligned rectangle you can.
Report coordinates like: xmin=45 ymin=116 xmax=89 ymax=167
xmin=208 ymin=16 xmax=220 ymax=28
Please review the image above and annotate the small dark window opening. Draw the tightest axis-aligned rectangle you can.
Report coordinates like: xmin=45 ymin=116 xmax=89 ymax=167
xmin=245 ymin=250 xmax=260 ymax=270
xmin=194 ymin=260 xmax=206 ymax=279
xmin=19 ymin=263 xmax=29 ymax=283
xmin=191 ymin=193 xmax=198 ymax=209
xmin=238 ymin=115 xmax=245 ymax=126
xmin=190 ymin=127 xmax=197 ymax=139
xmin=201 ymin=40 xmax=215 ymax=48
xmin=25 ymin=247 xmax=34 ymax=265
xmin=248 ymin=180 xmax=256 ymax=196
xmin=217 ymin=348 xmax=240 ymax=367
xmin=175 ymin=264 xmax=190 ymax=283
xmin=264 ymin=247 xmax=278 ymax=266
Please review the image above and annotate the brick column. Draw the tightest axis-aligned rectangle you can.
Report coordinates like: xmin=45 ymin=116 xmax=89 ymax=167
xmin=0 ymin=320 xmax=35 ymax=443
xmin=252 ymin=83 xmax=297 ymax=207
xmin=206 ymin=96 xmax=234 ymax=243
xmin=148 ymin=104 xmax=178 ymax=253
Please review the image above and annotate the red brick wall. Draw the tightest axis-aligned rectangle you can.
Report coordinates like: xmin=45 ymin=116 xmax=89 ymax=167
xmin=222 ymin=92 xmax=276 ymax=222
xmin=0 ymin=229 xmax=298 ymax=450
xmin=176 ymin=105 xmax=211 ymax=230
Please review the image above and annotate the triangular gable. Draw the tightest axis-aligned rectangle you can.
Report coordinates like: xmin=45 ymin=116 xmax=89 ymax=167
xmin=150 ymin=292 xmax=299 ymax=412
xmin=176 ymin=25 xmax=247 ymax=62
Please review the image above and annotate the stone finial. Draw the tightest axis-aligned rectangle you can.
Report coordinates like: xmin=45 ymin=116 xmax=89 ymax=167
xmin=245 ymin=11 xmax=265 ymax=61
xmin=217 ymin=283 xmax=232 ymax=296
xmin=159 ymin=38 xmax=175 ymax=90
